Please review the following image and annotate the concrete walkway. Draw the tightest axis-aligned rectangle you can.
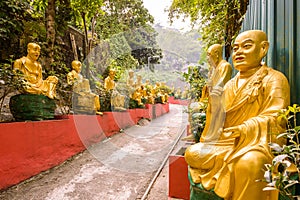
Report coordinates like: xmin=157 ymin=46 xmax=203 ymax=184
xmin=0 ymin=104 xmax=188 ymax=200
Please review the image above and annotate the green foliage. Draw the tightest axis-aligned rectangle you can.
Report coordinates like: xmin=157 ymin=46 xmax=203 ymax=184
xmin=181 ymin=65 xmax=206 ymax=101
xmin=96 ymin=0 xmax=154 ymax=39
xmin=0 ymin=60 xmax=25 ymax=121
xmin=264 ymin=104 xmax=300 ymax=199
xmin=70 ymin=0 xmax=104 ymax=31
xmin=0 ymin=0 xmax=31 ymax=60
xmin=168 ymin=0 xmax=249 ymax=59
xmin=155 ymin=26 xmax=203 ymax=64
xmin=125 ymin=27 xmax=162 ymax=67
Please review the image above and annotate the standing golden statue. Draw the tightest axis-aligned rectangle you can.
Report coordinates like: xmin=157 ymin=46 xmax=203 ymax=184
xmin=203 ymin=43 xmax=232 ymax=99
xmin=185 ymin=30 xmax=290 ymax=200
xmin=184 ymin=44 xmax=232 ymax=142
xmin=13 ymin=43 xmax=58 ymax=99
xmin=67 ymin=60 xmax=102 ymax=115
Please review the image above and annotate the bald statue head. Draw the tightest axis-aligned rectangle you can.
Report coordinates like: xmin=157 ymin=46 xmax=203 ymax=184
xmin=71 ymin=60 xmax=82 ymax=73
xmin=232 ymin=30 xmax=269 ymax=72
xmin=27 ymin=43 xmax=41 ymax=61
xmin=207 ymin=44 xmax=223 ymax=68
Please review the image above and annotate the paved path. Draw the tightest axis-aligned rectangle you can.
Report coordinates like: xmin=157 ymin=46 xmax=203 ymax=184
xmin=0 ymin=104 xmax=188 ymax=200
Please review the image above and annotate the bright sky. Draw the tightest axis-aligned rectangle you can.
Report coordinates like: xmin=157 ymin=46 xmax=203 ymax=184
xmin=142 ymin=0 xmax=191 ymax=31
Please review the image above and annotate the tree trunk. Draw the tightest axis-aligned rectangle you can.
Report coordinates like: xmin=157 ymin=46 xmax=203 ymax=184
xmin=45 ymin=0 xmax=56 ymax=71
xmin=81 ymin=12 xmax=91 ymax=79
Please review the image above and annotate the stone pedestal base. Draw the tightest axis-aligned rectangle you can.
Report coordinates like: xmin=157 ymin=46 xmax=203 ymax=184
xmin=9 ymin=94 xmax=56 ymax=121
xmin=72 ymin=93 xmax=95 ymax=115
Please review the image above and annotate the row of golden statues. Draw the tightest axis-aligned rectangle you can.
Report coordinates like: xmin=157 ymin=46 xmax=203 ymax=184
xmin=12 ymin=29 xmax=290 ymax=200
xmin=12 ymin=43 xmax=170 ymax=114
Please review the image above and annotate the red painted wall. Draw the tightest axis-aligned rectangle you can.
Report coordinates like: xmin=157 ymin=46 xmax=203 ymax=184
xmin=0 ymin=104 xmax=169 ymax=190
xmin=168 ymin=96 xmax=190 ymax=106
xmin=169 ymin=154 xmax=190 ymax=200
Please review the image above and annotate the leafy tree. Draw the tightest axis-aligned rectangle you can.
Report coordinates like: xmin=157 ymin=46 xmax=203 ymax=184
xmin=0 ymin=0 xmax=31 ymax=61
xmin=70 ymin=0 xmax=104 ymax=56
xmin=96 ymin=0 xmax=154 ymax=39
xmin=95 ymin=0 xmax=161 ymax=70
xmin=168 ymin=0 xmax=249 ymax=60
xmin=125 ymin=26 xmax=162 ymax=69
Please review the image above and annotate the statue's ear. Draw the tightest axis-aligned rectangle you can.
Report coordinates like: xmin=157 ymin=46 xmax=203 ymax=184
xmin=260 ymin=41 xmax=269 ymax=57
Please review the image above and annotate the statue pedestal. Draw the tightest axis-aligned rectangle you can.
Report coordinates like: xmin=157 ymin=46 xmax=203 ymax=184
xmin=9 ymin=94 xmax=56 ymax=121
xmin=72 ymin=93 xmax=95 ymax=114
xmin=169 ymin=147 xmax=190 ymax=200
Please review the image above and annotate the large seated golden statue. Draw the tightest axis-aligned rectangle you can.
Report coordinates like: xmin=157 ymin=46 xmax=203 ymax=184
xmin=13 ymin=43 xmax=58 ymax=99
xmin=67 ymin=60 xmax=102 ymax=115
xmin=185 ymin=30 xmax=290 ymax=200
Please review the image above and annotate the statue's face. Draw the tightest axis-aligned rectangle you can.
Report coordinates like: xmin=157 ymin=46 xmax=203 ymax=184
xmin=73 ymin=62 xmax=81 ymax=73
xmin=109 ymin=70 xmax=115 ymax=77
xmin=28 ymin=44 xmax=40 ymax=61
xmin=232 ymin=31 xmax=266 ymax=72
xmin=207 ymin=49 xmax=217 ymax=68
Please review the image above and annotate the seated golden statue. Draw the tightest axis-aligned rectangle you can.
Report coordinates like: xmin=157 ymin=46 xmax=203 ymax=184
xmin=135 ymin=74 xmax=142 ymax=89
xmin=104 ymin=68 xmax=116 ymax=90
xmin=153 ymin=82 xmax=166 ymax=103
xmin=174 ymin=88 xmax=182 ymax=99
xmin=143 ymin=79 xmax=154 ymax=104
xmin=160 ymin=82 xmax=170 ymax=102
xmin=127 ymin=70 xmax=135 ymax=89
xmin=181 ymin=85 xmax=189 ymax=99
xmin=104 ymin=68 xmax=126 ymax=111
xmin=67 ymin=60 xmax=102 ymax=115
xmin=13 ymin=43 xmax=58 ymax=99
xmin=185 ymin=30 xmax=290 ymax=200
xmin=131 ymin=85 xmax=145 ymax=107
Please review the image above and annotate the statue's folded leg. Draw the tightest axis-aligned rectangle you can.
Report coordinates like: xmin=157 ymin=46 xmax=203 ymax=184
xmin=188 ymin=171 xmax=223 ymax=200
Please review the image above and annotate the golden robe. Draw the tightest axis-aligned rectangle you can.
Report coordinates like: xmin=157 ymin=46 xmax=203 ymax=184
xmin=185 ymin=65 xmax=290 ymax=199
xmin=13 ymin=57 xmax=58 ymax=99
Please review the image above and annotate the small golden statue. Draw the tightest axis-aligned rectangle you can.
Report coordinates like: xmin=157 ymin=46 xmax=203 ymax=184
xmin=13 ymin=43 xmax=58 ymax=99
xmin=104 ymin=68 xmax=116 ymax=90
xmin=185 ymin=30 xmax=290 ymax=200
xmin=144 ymin=79 xmax=155 ymax=104
xmin=67 ymin=60 xmax=102 ymax=115
xmin=134 ymin=74 xmax=143 ymax=89
xmin=104 ymin=68 xmax=127 ymax=111
xmin=153 ymin=82 xmax=166 ymax=103
xmin=126 ymin=70 xmax=135 ymax=88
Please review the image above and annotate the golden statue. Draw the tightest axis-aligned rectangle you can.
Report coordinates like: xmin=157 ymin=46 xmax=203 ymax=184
xmin=201 ymin=44 xmax=232 ymax=100
xmin=104 ymin=68 xmax=126 ymax=111
xmin=135 ymin=74 xmax=143 ymax=89
xmin=131 ymin=85 xmax=145 ymax=107
xmin=104 ymin=68 xmax=116 ymax=90
xmin=184 ymin=44 xmax=233 ymax=141
xmin=13 ymin=43 xmax=58 ymax=99
xmin=126 ymin=70 xmax=135 ymax=88
xmin=67 ymin=60 xmax=102 ymax=115
xmin=144 ymin=79 xmax=155 ymax=104
xmin=185 ymin=30 xmax=290 ymax=200
xmin=153 ymin=82 xmax=166 ymax=103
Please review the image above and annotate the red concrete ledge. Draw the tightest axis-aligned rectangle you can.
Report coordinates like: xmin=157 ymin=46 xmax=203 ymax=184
xmin=0 ymin=103 xmax=169 ymax=190
xmin=168 ymin=96 xmax=190 ymax=106
xmin=169 ymin=147 xmax=190 ymax=200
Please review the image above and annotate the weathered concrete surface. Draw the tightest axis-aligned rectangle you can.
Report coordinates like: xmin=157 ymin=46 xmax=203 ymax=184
xmin=0 ymin=104 xmax=188 ymax=200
